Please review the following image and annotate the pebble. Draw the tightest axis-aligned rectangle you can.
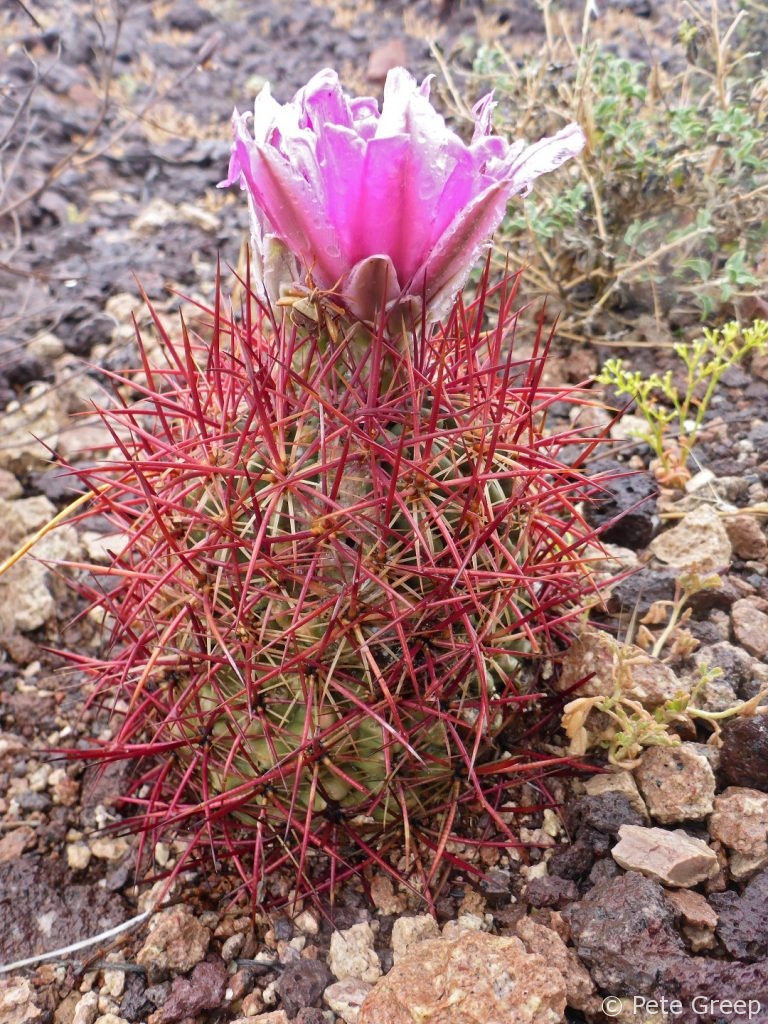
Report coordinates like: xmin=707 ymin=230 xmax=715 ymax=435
xmin=720 ymin=715 xmax=768 ymax=791
xmin=67 ymin=842 xmax=92 ymax=871
xmin=563 ymin=872 xmax=685 ymax=993
xmin=731 ymin=598 xmax=768 ymax=658
xmin=515 ymin=916 xmax=597 ymax=1015
xmin=72 ymin=991 xmax=99 ymax=1024
xmin=358 ymin=930 xmax=566 ymax=1024
xmin=664 ymin=888 xmax=718 ymax=953
xmin=0 ymin=825 xmax=36 ymax=862
xmin=0 ymin=978 xmax=42 ymax=1024
xmin=649 ymin=504 xmax=732 ymax=573
xmin=555 ymin=626 xmax=681 ymax=706
xmin=724 ymin=514 xmax=767 ymax=560
xmin=611 ymin=824 xmax=719 ymax=887
xmin=368 ymin=874 xmax=406 ymax=915
xmin=136 ymin=906 xmax=211 ymax=980
xmin=583 ymin=769 xmax=649 ymax=821
xmin=391 ymin=915 xmax=440 ymax=962
xmin=273 ymin=960 xmax=332 ymax=1019
xmin=708 ymin=786 xmax=768 ymax=879
xmin=328 ymin=923 xmax=381 ymax=984
xmin=89 ymin=837 xmax=129 ymax=861
xmin=633 ymin=743 xmax=716 ymax=823
xmin=323 ymin=978 xmax=373 ymax=1024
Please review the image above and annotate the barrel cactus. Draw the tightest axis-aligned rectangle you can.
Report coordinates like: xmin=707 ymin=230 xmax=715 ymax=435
xmin=63 ymin=67 xmax=609 ymax=906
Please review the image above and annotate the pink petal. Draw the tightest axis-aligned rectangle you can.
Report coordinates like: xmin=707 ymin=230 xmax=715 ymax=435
xmin=408 ymin=179 xmax=511 ymax=320
xmin=506 ymin=123 xmax=586 ymax=197
xmin=232 ymin=136 xmax=344 ymax=288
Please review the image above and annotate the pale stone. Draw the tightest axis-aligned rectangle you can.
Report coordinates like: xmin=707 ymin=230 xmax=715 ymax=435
xmin=729 ymin=849 xmax=768 ymax=881
xmin=0 ymin=497 xmax=80 ymax=633
xmin=555 ymin=626 xmax=682 ymax=706
xmin=328 ymin=922 xmax=381 ymax=984
xmin=0 ymin=978 xmax=42 ymax=1024
xmin=709 ymin=787 xmax=768 ymax=876
xmin=358 ymin=930 xmax=565 ymax=1024
xmin=0 ymin=386 xmax=65 ymax=474
xmin=391 ymin=915 xmax=440 ymax=962
xmin=131 ymin=197 xmax=177 ymax=233
xmin=93 ymin=1015 xmax=129 ymax=1024
xmin=101 ymin=966 xmax=125 ymax=999
xmin=136 ymin=906 xmax=210 ymax=978
xmin=369 ymin=873 xmax=406 ymax=915
xmin=67 ymin=842 xmax=92 ymax=871
xmin=72 ymin=991 xmax=99 ymax=1024
xmin=89 ymin=837 xmax=129 ymax=861
xmin=515 ymin=916 xmax=598 ymax=1015
xmin=324 ymin=978 xmax=374 ymax=1024
xmin=248 ymin=1012 xmax=290 ymax=1024
xmin=293 ymin=909 xmax=320 ymax=937
xmin=612 ymin=825 xmax=719 ymax=887
xmin=0 ymin=825 xmax=36 ymax=862
xmin=604 ymin=996 xmax=669 ymax=1022
xmin=27 ymin=332 xmax=65 ymax=361
xmin=649 ymin=505 xmax=731 ymax=573
xmin=583 ymin=770 xmax=649 ymax=821
xmin=634 ymin=744 xmax=716 ymax=823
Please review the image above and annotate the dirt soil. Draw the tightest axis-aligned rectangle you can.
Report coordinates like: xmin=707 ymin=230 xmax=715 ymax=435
xmin=2 ymin=2 xmax=768 ymax=1023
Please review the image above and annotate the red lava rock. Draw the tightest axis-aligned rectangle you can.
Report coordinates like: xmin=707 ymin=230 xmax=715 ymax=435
xmin=295 ymin=1010 xmax=328 ymax=1024
xmin=562 ymin=871 xmax=686 ymax=993
xmin=274 ymin=959 xmax=333 ymax=1018
xmin=709 ymin=869 xmax=768 ymax=962
xmin=0 ymin=856 xmax=126 ymax=963
xmin=566 ymin=792 xmax=646 ymax=836
xmin=149 ymin=959 xmax=228 ymax=1024
xmin=523 ymin=876 xmax=580 ymax=909
xmin=720 ymin=716 xmax=768 ymax=792
xmin=659 ymin=958 xmax=768 ymax=1023
xmin=548 ymin=793 xmax=645 ymax=883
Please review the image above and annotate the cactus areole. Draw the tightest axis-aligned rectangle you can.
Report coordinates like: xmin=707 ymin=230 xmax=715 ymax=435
xmin=65 ymin=68 xmax=606 ymax=908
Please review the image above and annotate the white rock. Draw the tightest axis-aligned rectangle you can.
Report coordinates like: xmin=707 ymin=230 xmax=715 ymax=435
xmin=391 ymin=915 xmax=440 ymax=962
xmin=612 ymin=824 xmax=719 ymax=887
xmin=328 ymin=922 xmax=382 ymax=984
xmin=72 ymin=991 xmax=99 ymax=1024
xmin=0 ymin=978 xmax=42 ymax=1024
xmin=324 ymin=978 xmax=373 ymax=1024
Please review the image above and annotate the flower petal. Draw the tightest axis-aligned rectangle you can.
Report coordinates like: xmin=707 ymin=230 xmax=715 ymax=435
xmin=506 ymin=123 xmax=586 ymax=197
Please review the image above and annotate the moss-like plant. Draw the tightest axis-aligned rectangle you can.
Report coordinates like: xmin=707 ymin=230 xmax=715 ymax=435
xmin=597 ymin=318 xmax=768 ymax=484
xmin=449 ymin=0 xmax=768 ymax=333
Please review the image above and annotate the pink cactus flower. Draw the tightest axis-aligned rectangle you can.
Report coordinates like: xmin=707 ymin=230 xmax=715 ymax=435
xmin=221 ymin=67 xmax=585 ymax=323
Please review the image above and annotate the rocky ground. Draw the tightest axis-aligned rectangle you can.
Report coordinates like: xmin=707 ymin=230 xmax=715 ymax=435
xmin=2 ymin=1 xmax=768 ymax=1023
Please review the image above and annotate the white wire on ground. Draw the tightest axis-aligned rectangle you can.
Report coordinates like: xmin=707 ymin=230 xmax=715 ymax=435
xmin=0 ymin=910 xmax=151 ymax=975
